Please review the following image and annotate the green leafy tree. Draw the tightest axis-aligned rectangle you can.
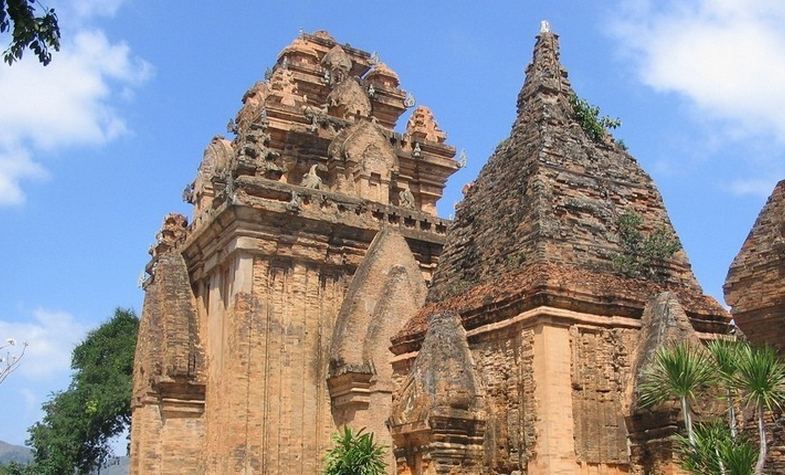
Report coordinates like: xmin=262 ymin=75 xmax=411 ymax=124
xmin=0 ymin=0 xmax=60 ymax=65
xmin=733 ymin=345 xmax=785 ymax=475
xmin=22 ymin=308 xmax=138 ymax=475
xmin=323 ymin=427 xmax=386 ymax=475
xmin=638 ymin=342 xmax=715 ymax=444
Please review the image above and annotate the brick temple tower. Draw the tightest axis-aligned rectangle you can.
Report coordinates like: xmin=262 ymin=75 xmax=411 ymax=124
xmin=725 ymin=180 xmax=785 ymax=351
xmin=130 ymin=31 xmax=460 ymax=474
xmin=388 ymin=24 xmax=732 ymax=474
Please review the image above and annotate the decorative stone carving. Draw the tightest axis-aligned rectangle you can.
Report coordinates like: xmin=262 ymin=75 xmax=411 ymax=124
xmin=405 ymin=105 xmax=447 ymax=144
xmin=321 ymin=44 xmax=352 ymax=85
xmin=389 ymin=311 xmax=486 ymax=474
xmin=300 ymin=164 xmax=322 ymax=189
xmin=398 ymin=187 xmax=415 ymax=209
xmin=234 ymin=81 xmax=269 ymax=134
xmin=190 ymin=136 xmax=233 ymax=212
xmin=326 ymin=77 xmax=371 ymax=120
xmin=365 ymin=61 xmax=400 ymax=90
xmin=268 ymin=66 xmax=300 ymax=108
xmin=150 ymin=214 xmax=188 ymax=259
xmin=327 ymin=120 xmax=398 ymax=202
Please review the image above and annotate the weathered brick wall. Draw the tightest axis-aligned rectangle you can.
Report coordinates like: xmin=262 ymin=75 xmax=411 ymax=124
xmin=470 ymin=326 xmax=536 ymax=473
xmin=202 ymin=257 xmax=348 ymax=473
xmin=570 ymin=326 xmax=636 ymax=468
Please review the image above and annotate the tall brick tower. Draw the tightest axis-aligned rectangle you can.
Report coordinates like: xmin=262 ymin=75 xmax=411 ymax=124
xmin=130 ymin=31 xmax=460 ymax=474
xmin=389 ymin=24 xmax=731 ymax=474
xmin=725 ymin=180 xmax=785 ymax=351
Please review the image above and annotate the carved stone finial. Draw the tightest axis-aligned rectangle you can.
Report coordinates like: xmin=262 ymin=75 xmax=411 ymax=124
xmin=403 ymin=92 xmax=416 ymax=108
xmin=458 ymin=149 xmax=468 ymax=168
xmin=150 ymin=213 xmax=188 ymax=258
xmin=540 ymin=20 xmax=551 ymax=33
xmin=405 ymin=106 xmax=446 ymax=144
xmin=412 ymin=142 xmax=422 ymax=158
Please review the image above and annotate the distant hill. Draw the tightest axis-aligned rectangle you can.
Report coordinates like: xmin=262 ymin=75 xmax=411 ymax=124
xmin=0 ymin=441 xmax=128 ymax=474
xmin=95 ymin=456 xmax=129 ymax=475
xmin=0 ymin=441 xmax=31 ymax=465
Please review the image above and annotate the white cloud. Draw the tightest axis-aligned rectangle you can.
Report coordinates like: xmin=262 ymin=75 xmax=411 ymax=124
xmin=0 ymin=12 xmax=151 ymax=206
xmin=728 ymin=177 xmax=779 ymax=197
xmin=0 ymin=309 xmax=88 ymax=380
xmin=610 ymin=0 xmax=785 ymax=141
xmin=68 ymin=0 xmax=128 ymax=21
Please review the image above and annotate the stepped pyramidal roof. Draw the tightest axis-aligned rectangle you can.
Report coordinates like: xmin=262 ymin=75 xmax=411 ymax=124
xmin=394 ymin=25 xmax=729 ymax=348
xmin=725 ymin=180 xmax=785 ymax=347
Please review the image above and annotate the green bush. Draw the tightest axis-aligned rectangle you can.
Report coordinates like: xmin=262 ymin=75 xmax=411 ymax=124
xmin=569 ymin=93 xmax=621 ymax=142
xmin=323 ymin=427 xmax=386 ymax=475
xmin=612 ymin=211 xmax=680 ymax=278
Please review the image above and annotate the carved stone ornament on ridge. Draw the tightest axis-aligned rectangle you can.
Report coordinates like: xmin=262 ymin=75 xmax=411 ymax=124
xmin=301 ymin=164 xmax=322 ymax=190
xmin=234 ymin=81 xmax=269 ymax=133
xmin=269 ymin=66 xmax=300 ymax=107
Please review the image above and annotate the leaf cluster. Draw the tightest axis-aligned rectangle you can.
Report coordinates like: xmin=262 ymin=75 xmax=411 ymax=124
xmin=569 ymin=93 xmax=621 ymax=142
xmin=676 ymin=422 xmax=757 ymax=475
xmin=639 ymin=340 xmax=785 ymax=475
xmin=638 ymin=342 xmax=714 ymax=410
xmin=20 ymin=308 xmax=139 ymax=475
xmin=0 ymin=0 xmax=60 ymax=65
xmin=612 ymin=211 xmax=680 ymax=279
xmin=323 ymin=427 xmax=387 ymax=475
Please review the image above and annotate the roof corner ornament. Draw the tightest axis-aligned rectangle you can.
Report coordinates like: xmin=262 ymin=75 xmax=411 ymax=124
xmin=412 ymin=142 xmax=422 ymax=159
xmin=458 ymin=149 xmax=468 ymax=168
xmin=540 ymin=20 xmax=551 ymax=33
xmin=369 ymin=51 xmax=380 ymax=65
xmin=403 ymin=92 xmax=416 ymax=108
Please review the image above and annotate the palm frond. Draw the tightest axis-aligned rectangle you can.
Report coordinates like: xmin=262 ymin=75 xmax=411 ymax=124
xmin=638 ymin=342 xmax=715 ymax=408
xmin=734 ymin=345 xmax=785 ymax=412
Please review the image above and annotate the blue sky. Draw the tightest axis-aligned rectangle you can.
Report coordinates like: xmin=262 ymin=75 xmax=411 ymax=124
xmin=1 ymin=0 xmax=783 ymax=448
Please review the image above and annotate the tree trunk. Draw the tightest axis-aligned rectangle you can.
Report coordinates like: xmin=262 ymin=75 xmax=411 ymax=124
xmin=681 ymin=397 xmax=695 ymax=445
xmin=755 ymin=409 xmax=767 ymax=475
xmin=727 ymin=390 xmax=736 ymax=439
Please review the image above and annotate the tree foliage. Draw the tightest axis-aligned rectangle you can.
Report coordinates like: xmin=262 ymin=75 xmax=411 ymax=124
xmin=323 ymin=427 xmax=387 ymax=475
xmin=0 ymin=0 xmax=60 ymax=66
xmin=676 ymin=421 xmax=757 ymax=475
xmin=569 ymin=93 xmax=621 ymax=142
xmin=20 ymin=308 xmax=138 ymax=475
xmin=639 ymin=340 xmax=785 ymax=475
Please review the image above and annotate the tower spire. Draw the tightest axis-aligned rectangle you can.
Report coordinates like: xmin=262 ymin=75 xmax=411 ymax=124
xmin=516 ymin=21 xmax=572 ymax=117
